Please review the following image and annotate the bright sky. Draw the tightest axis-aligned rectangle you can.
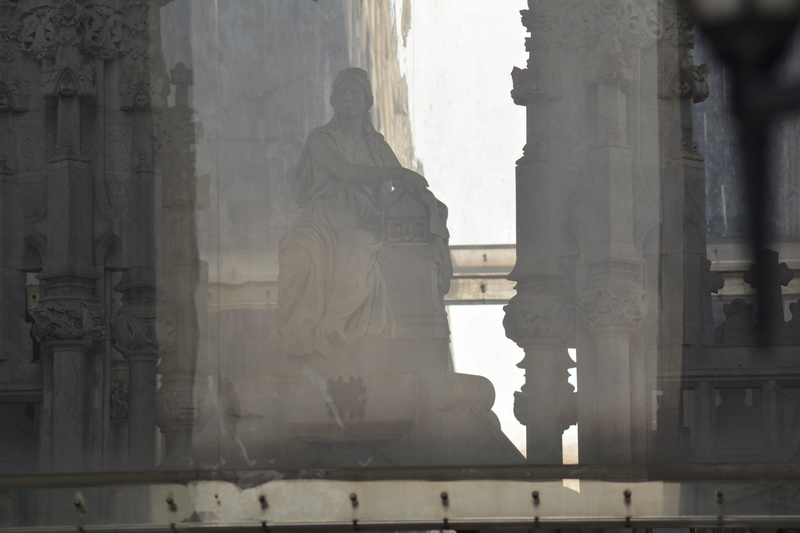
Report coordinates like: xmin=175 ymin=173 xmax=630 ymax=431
xmin=401 ymin=0 xmax=527 ymax=245
xmin=397 ymin=0 xmax=530 ymax=454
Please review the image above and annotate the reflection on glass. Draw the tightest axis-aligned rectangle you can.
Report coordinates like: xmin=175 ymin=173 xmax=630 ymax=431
xmin=1 ymin=0 xmax=800 ymax=529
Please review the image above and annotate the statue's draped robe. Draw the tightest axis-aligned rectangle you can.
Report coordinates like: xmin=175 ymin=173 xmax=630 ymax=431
xmin=277 ymin=120 xmax=398 ymax=356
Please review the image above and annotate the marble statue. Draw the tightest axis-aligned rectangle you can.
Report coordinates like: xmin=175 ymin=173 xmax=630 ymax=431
xmin=221 ymin=67 xmax=520 ymax=470
xmin=276 ymin=68 xmax=449 ymax=357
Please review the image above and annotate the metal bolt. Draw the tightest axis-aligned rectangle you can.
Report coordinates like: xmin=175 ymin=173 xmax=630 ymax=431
xmin=73 ymin=498 xmax=85 ymax=513
xmin=623 ymin=489 xmax=632 ymax=503
xmin=440 ymin=491 xmax=448 ymax=505
xmin=715 ymin=488 xmax=724 ymax=503
xmin=532 ymin=490 xmax=540 ymax=504
xmin=349 ymin=493 xmax=358 ymax=507
xmin=166 ymin=496 xmax=177 ymax=512
xmin=259 ymin=495 xmax=268 ymax=510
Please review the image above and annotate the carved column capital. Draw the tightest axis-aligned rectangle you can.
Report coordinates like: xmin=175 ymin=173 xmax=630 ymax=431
xmin=503 ymin=294 xmax=574 ymax=347
xmin=522 ymin=0 xmax=682 ymax=52
xmin=30 ymin=299 xmax=104 ymax=343
xmin=155 ymin=388 xmax=198 ymax=431
xmin=577 ymin=285 xmax=649 ymax=331
xmin=511 ymin=66 xmax=562 ymax=106
xmin=114 ymin=311 xmax=157 ymax=355
xmin=156 ymin=375 xmax=209 ymax=441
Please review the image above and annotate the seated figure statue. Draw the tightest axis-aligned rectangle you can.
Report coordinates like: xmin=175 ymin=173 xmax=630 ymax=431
xmin=276 ymin=68 xmax=449 ymax=357
xmin=222 ymin=69 xmax=521 ymax=468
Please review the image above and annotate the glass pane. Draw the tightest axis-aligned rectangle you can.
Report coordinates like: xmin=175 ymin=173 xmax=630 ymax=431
xmin=2 ymin=0 xmax=800 ymax=529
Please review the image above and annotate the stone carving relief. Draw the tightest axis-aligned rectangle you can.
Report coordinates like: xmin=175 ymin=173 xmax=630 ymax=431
xmin=110 ymin=380 xmax=129 ymax=420
xmin=716 ymin=299 xmax=756 ymax=345
xmin=383 ymin=186 xmax=431 ymax=244
xmin=510 ymin=67 xmax=561 ymax=105
xmin=513 ymin=386 xmax=529 ymax=425
xmin=788 ymin=299 xmax=800 ymax=339
xmin=104 ymin=120 xmax=133 ymax=171
xmin=585 ymin=50 xmax=635 ymax=92
xmin=703 ymin=257 xmax=725 ymax=295
xmin=10 ymin=2 xmax=150 ymax=62
xmin=155 ymin=383 xmax=203 ymax=432
xmin=716 ymin=251 xmax=799 ymax=345
xmin=577 ymin=285 xmax=650 ymax=330
xmin=660 ymin=61 xmax=710 ymax=103
xmin=119 ymin=78 xmax=153 ymax=111
xmin=743 ymin=254 xmax=794 ymax=290
xmin=0 ymin=70 xmax=30 ymax=112
xmin=513 ymin=381 xmax=577 ymax=431
xmin=30 ymin=300 xmax=104 ymax=342
xmin=521 ymin=0 xmax=689 ymax=52
xmin=503 ymin=295 xmax=574 ymax=346
xmin=326 ymin=376 xmax=366 ymax=422
xmin=113 ymin=311 xmax=157 ymax=356
xmin=1 ymin=1 xmax=161 ymax=110
xmin=17 ymin=122 xmax=44 ymax=172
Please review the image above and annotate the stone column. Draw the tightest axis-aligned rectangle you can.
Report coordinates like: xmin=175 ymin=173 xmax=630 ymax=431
xmin=114 ymin=268 xmax=158 ymax=469
xmin=31 ymin=301 xmax=103 ymax=471
xmin=0 ymin=68 xmax=32 ymax=369
xmin=504 ymin=293 xmax=576 ymax=463
xmin=108 ymin=351 xmax=130 ymax=468
xmin=154 ymin=63 xmax=208 ymax=466
xmin=31 ymin=52 xmax=103 ymax=470
xmin=0 ymin=0 xmax=173 ymax=474
xmin=111 ymin=16 xmax=165 ymax=468
xmin=654 ymin=1 xmax=711 ymax=454
xmin=577 ymin=285 xmax=649 ymax=462
xmin=509 ymin=0 xmax=706 ymax=463
xmin=505 ymin=2 xmax=581 ymax=464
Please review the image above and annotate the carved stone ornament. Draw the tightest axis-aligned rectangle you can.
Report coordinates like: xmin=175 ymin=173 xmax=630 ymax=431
xmin=326 ymin=376 xmax=366 ymax=422
xmin=660 ymin=61 xmax=710 ymax=102
xmin=703 ymin=257 xmax=724 ymax=294
xmin=0 ymin=69 xmax=31 ymax=112
xmin=503 ymin=294 xmax=575 ymax=346
xmin=382 ymin=185 xmax=431 ymax=244
xmin=514 ymin=379 xmax=577 ymax=430
xmin=119 ymin=62 xmax=169 ymax=112
xmin=511 ymin=67 xmax=559 ymax=105
xmin=110 ymin=379 xmax=129 ymax=420
xmin=30 ymin=299 xmax=104 ymax=343
xmin=716 ymin=298 xmax=756 ymax=346
xmin=42 ymin=65 xmax=96 ymax=101
xmin=155 ymin=387 xmax=201 ymax=430
xmin=113 ymin=311 xmax=157 ymax=356
xmin=521 ymin=0 xmax=691 ymax=52
xmin=8 ymin=2 xmax=151 ymax=62
xmin=513 ymin=385 xmax=529 ymax=425
xmin=577 ymin=285 xmax=650 ymax=330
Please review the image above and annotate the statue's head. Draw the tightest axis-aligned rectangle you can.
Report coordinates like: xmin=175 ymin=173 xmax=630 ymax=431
xmin=330 ymin=68 xmax=374 ymax=118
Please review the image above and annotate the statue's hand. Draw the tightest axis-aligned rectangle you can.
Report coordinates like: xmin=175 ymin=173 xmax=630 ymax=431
xmin=395 ymin=168 xmax=428 ymax=189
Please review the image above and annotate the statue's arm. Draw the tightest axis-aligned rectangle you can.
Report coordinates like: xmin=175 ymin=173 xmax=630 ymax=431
xmin=379 ymin=143 xmax=429 ymax=190
xmin=308 ymin=133 xmax=427 ymax=188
